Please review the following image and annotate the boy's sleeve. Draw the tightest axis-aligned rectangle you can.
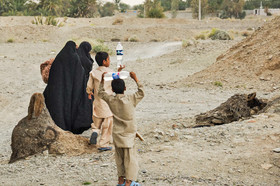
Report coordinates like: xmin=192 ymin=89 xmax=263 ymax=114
xmin=132 ymin=82 xmax=145 ymax=106
xmin=86 ymin=72 xmax=94 ymax=94
xmin=98 ymin=81 xmax=110 ymax=102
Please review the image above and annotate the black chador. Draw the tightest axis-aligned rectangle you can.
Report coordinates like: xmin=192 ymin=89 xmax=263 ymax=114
xmin=43 ymin=41 xmax=92 ymax=134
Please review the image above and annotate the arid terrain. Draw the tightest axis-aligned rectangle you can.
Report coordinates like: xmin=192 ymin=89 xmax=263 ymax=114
xmin=0 ymin=14 xmax=279 ymax=185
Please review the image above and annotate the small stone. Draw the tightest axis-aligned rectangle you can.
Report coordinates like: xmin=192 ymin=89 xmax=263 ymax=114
xmin=261 ymin=163 xmax=273 ymax=170
xmin=273 ymin=148 xmax=280 ymax=153
xmin=212 ymin=119 xmax=223 ymax=124
xmin=101 ymin=164 xmax=109 ymax=167
xmin=154 ymin=135 xmax=161 ymax=139
xmin=42 ymin=150 xmax=48 ymax=156
xmin=172 ymin=124 xmax=178 ymax=129
xmin=141 ymin=169 xmax=147 ymax=174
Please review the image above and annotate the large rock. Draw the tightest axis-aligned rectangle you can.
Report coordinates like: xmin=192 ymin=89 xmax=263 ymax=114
xmin=10 ymin=93 xmax=96 ymax=163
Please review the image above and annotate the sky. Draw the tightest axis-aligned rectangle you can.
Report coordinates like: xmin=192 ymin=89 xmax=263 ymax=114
xmin=104 ymin=0 xmax=145 ymax=6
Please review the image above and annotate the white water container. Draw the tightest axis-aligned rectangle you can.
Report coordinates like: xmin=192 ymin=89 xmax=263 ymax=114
xmin=116 ymin=42 xmax=123 ymax=68
xmin=104 ymin=71 xmax=129 ymax=81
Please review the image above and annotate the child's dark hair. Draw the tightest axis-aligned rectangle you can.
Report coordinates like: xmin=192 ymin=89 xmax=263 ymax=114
xmin=111 ymin=79 xmax=125 ymax=94
xmin=95 ymin=52 xmax=108 ymax=66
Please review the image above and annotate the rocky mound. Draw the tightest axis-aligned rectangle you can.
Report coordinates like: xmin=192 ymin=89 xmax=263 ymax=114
xmin=10 ymin=93 xmax=96 ymax=163
xmin=194 ymin=92 xmax=267 ymax=127
xmin=184 ymin=16 xmax=280 ymax=91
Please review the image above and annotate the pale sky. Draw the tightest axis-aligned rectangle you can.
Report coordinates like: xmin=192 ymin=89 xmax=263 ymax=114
xmin=103 ymin=0 xmax=145 ymax=6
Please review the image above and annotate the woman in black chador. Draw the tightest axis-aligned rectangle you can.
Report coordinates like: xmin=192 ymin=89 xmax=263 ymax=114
xmin=43 ymin=41 xmax=92 ymax=134
xmin=77 ymin=41 xmax=94 ymax=82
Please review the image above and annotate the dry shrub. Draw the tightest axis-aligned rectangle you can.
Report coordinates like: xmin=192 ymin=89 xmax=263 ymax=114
xmin=111 ymin=38 xmax=121 ymax=42
xmin=195 ymin=34 xmax=206 ymax=40
xmin=112 ymin=18 xmax=123 ymax=25
xmin=150 ymin=39 xmax=160 ymax=42
xmin=182 ymin=39 xmax=197 ymax=48
xmin=241 ymin=31 xmax=250 ymax=37
xmin=208 ymin=28 xmax=231 ymax=40
xmin=128 ymin=35 xmax=139 ymax=42
xmin=7 ymin=38 xmax=14 ymax=43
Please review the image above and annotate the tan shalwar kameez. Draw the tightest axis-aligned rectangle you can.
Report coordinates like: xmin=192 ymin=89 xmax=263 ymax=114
xmin=98 ymin=81 xmax=144 ymax=181
xmin=86 ymin=66 xmax=114 ymax=148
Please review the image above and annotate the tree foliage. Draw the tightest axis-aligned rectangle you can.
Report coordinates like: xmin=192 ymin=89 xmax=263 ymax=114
xmin=144 ymin=0 xmax=165 ymax=18
xmin=207 ymin=0 xmax=223 ymax=15
xmin=244 ymin=0 xmax=280 ymax=10
xmin=220 ymin=0 xmax=245 ymax=19
xmin=178 ymin=0 xmax=189 ymax=10
xmin=67 ymin=0 xmax=97 ymax=17
xmin=0 ymin=0 xmax=28 ymax=15
xmin=171 ymin=0 xmax=179 ymax=18
xmin=190 ymin=0 xmax=208 ymax=19
xmin=0 ymin=0 xmax=112 ymax=17
xmin=119 ymin=3 xmax=130 ymax=13
xmin=98 ymin=2 xmax=116 ymax=17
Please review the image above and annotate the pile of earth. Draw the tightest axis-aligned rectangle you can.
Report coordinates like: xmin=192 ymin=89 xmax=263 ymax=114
xmin=179 ymin=16 xmax=280 ymax=91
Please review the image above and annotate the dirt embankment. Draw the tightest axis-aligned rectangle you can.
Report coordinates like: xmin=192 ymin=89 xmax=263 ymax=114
xmin=182 ymin=16 xmax=280 ymax=92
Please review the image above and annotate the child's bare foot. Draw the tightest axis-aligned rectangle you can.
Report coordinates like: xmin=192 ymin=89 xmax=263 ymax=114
xmin=117 ymin=176 xmax=125 ymax=186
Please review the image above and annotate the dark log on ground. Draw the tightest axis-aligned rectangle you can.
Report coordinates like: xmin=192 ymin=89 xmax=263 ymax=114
xmin=194 ymin=92 xmax=267 ymax=127
xmin=10 ymin=93 xmax=96 ymax=163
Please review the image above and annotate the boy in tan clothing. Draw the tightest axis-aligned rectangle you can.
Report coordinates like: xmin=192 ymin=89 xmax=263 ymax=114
xmin=87 ymin=52 xmax=124 ymax=151
xmin=98 ymin=72 xmax=144 ymax=186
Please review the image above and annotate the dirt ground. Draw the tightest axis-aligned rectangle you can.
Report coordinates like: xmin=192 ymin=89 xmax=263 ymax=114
xmin=0 ymin=15 xmax=279 ymax=185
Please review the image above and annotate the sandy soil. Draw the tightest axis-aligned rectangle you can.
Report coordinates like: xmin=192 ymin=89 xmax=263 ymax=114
xmin=0 ymin=15 xmax=279 ymax=185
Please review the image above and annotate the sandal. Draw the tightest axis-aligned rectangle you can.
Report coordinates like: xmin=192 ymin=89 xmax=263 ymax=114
xmin=98 ymin=146 xmax=112 ymax=152
xmin=130 ymin=181 xmax=141 ymax=186
xmin=116 ymin=181 xmax=125 ymax=186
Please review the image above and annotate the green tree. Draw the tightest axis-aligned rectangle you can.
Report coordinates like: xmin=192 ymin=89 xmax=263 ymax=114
xmin=114 ymin=0 xmax=121 ymax=10
xmin=160 ymin=0 xmax=171 ymax=11
xmin=220 ymin=0 xmax=245 ymax=19
xmin=133 ymin=4 xmax=144 ymax=17
xmin=171 ymin=0 xmax=179 ymax=18
xmin=119 ymin=3 xmax=130 ymax=12
xmin=98 ymin=2 xmax=117 ymax=17
xmin=145 ymin=0 xmax=165 ymax=18
xmin=190 ymin=0 xmax=208 ymax=19
xmin=0 ymin=0 xmax=28 ymax=15
xmin=68 ymin=0 xmax=97 ymax=17
xmin=178 ymin=0 xmax=188 ymax=10
xmin=244 ymin=0 xmax=260 ymax=10
xmin=245 ymin=0 xmax=280 ymax=9
xmin=0 ymin=0 xmax=9 ymax=15
xmin=207 ymin=0 xmax=223 ymax=15
xmin=39 ymin=0 xmax=63 ymax=16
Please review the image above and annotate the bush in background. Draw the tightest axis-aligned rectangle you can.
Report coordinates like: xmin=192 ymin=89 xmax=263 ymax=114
xmin=91 ymin=40 xmax=111 ymax=54
xmin=208 ymin=28 xmax=232 ymax=40
xmin=144 ymin=0 xmax=165 ymax=18
xmin=128 ymin=35 xmax=139 ymax=42
xmin=195 ymin=34 xmax=206 ymax=40
xmin=31 ymin=16 xmax=64 ymax=27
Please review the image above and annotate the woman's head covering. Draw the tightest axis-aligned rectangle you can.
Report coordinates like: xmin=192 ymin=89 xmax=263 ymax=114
xmin=77 ymin=41 xmax=94 ymax=80
xmin=43 ymin=40 xmax=92 ymax=134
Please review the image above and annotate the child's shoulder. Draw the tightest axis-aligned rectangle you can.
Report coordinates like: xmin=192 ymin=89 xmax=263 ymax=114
xmin=90 ymin=69 xmax=102 ymax=79
xmin=105 ymin=67 xmax=114 ymax=73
